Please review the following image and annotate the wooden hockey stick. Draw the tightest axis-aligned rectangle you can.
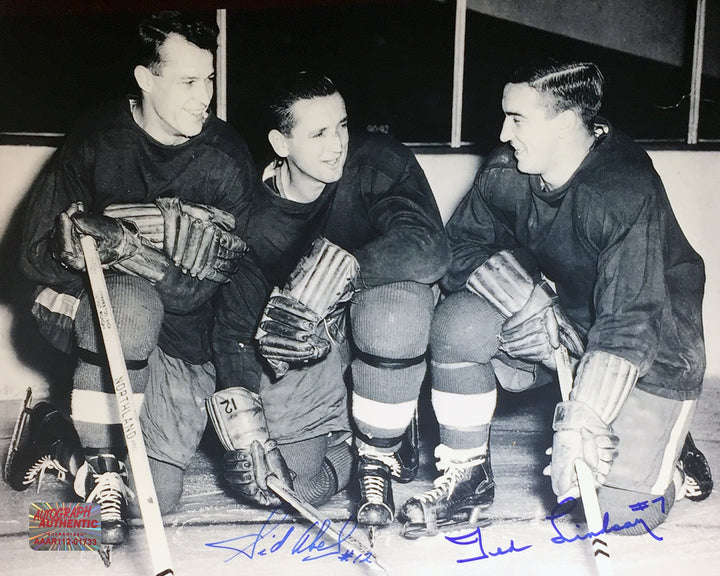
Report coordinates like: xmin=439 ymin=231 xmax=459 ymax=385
xmin=81 ymin=236 xmax=174 ymax=576
xmin=554 ymin=345 xmax=613 ymax=576
xmin=266 ymin=475 xmax=390 ymax=576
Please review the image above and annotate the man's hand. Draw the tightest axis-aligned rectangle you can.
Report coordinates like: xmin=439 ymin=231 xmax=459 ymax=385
xmin=499 ymin=281 xmax=584 ymax=369
xmin=50 ymin=202 xmax=140 ymax=270
xmin=543 ymin=400 xmax=619 ymax=501
xmin=206 ymin=387 xmax=293 ymax=508
xmin=257 ymin=292 xmax=331 ymax=365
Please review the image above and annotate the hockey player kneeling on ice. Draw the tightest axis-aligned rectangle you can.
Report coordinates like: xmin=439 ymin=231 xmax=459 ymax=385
xmin=208 ymin=238 xmax=359 ymax=508
xmin=398 ymin=58 xmax=712 ymax=538
xmin=16 ymin=11 xmax=256 ymax=548
xmin=209 ymin=72 xmax=447 ymax=526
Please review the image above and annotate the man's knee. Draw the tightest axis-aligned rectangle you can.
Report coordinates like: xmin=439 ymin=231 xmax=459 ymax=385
xmin=350 ymin=281 xmax=435 ymax=359
xmin=598 ymin=483 xmax=675 ymax=536
xmin=430 ymin=291 xmax=504 ymax=363
xmin=75 ymin=275 xmax=163 ymax=359
xmin=128 ymin=457 xmax=184 ymax=516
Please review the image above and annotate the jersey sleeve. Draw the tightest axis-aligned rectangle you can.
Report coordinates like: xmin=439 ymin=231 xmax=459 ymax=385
xmin=351 ymin=138 xmax=450 ymax=287
xmin=441 ymin=163 xmax=524 ymax=293
xmin=578 ymin=184 xmax=668 ymax=376
xmin=19 ymin=134 xmax=93 ymax=294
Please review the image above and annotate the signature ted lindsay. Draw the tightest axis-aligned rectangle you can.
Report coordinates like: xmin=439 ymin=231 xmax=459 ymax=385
xmin=205 ymin=496 xmax=665 ymax=566
xmin=448 ymin=495 xmax=665 ymax=564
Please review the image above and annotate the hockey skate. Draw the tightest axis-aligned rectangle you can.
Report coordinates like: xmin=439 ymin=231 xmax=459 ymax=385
xmin=4 ymin=388 xmax=81 ymax=492
xmin=74 ymin=453 xmax=135 ymax=555
xmin=398 ymin=445 xmax=495 ymax=539
xmin=678 ymin=432 xmax=713 ymax=502
xmin=356 ymin=445 xmax=399 ymax=545
xmin=393 ymin=412 xmax=420 ymax=484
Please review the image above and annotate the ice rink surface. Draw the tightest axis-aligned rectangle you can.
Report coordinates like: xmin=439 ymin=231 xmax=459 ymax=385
xmin=1 ymin=377 xmax=718 ymax=576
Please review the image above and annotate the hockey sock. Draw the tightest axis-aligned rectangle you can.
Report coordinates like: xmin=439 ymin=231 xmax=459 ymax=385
xmin=71 ymin=276 xmax=161 ymax=452
xmin=430 ymin=290 xmax=504 ymax=450
xmin=350 ymin=282 xmax=432 ymax=445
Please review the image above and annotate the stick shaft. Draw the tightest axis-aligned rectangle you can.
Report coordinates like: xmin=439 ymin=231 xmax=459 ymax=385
xmin=554 ymin=346 xmax=613 ymax=576
xmin=81 ymin=236 xmax=174 ymax=576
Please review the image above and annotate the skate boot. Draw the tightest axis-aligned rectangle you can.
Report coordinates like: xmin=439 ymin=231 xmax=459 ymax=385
xmin=677 ymin=432 xmax=713 ymax=502
xmin=398 ymin=444 xmax=495 ymax=539
xmin=74 ymin=454 xmax=134 ymax=546
xmin=393 ymin=413 xmax=420 ymax=484
xmin=4 ymin=389 xmax=81 ymax=492
xmin=356 ymin=444 xmax=397 ymax=530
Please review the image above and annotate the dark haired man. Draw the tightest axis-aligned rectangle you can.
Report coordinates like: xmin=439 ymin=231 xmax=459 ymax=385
xmin=15 ymin=11 xmax=258 ymax=546
xmin=398 ymin=59 xmax=712 ymax=537
xmin=210 ymin=72 xmax=450 ymax=522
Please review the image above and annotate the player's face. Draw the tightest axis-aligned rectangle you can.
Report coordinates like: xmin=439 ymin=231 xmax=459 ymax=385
xmin=142 ymin=34 xmax=215 ymax=144
xmin=499 ymin=82 xmax=563 ymax=178
xmin=284 ymin=93 xmax=349 ymax=190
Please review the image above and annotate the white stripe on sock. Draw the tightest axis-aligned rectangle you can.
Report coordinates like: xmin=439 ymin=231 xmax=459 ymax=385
xmin=71 ymin=389 xmax=145 ymax=425
xmin=352 ymin=392 xmax=416 ymax=431
xmin=432 ymin=388 xmax=497 ymax=428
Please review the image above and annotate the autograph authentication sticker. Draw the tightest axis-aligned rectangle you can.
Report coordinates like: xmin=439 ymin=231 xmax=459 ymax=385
xmin=29 ymin=502 xmax=101 ymax=551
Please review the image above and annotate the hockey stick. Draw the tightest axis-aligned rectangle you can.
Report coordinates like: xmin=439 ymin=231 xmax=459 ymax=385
xmin=266 ymin=475 xmax=390 ymax=576
xmin=554 ymin=345 xmax=613 ymax=576
xmin=80 ymin=236 xmax=174 ymax=576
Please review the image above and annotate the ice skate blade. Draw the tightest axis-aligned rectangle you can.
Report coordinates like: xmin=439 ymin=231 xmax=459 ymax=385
xmin=367 ymin=525 xmax=376 ymax=547
xmin=4 ymin=388 xmax=33 ymax=484
xmin=400 ymin=516 xmax=493 ymax=540
xmin=98 ymin=545 xmax=112 ymax=567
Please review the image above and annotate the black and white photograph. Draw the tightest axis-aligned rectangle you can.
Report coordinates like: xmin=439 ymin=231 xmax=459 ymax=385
xmin=0 ymin=1 xmax=718 ymax=575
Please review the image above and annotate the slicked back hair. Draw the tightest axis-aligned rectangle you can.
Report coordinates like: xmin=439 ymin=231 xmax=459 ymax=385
xmin=136 ymin=11 xmax=219 ymax=73
xmin=511 ymin=59 xmax=604 ymax=131
xmin=270 ymin=71 xmax=340 ymax=136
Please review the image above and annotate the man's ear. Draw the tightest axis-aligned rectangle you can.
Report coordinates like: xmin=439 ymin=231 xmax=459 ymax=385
xmin=268 ymin=129 xmax=289 ymax=158
xmin=134 ymin=65 xmax=154 ymax=94
xmin=555 ymin=108 xmax=579 ymax=136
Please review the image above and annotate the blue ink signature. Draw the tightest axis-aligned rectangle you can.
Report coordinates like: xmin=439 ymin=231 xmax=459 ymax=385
xmin=446 ymin=527 xmax=532 ymax=563
xmin=446 ymin=496 xmax=665 ymax=563
xmin=547 ymin=497 xmax=664 ymax=543
xmin=205 ymin=507 xmax=373 ymax=565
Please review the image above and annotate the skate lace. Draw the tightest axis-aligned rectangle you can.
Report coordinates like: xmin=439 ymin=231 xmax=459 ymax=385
xmin=359 ymin=448 xmax=402 ymax=478
xmin=362 ymin=473 xmax=388 ymax=505
xmin=416 ymin=445 xmax=487 ymax=504
xmin=683 ymin=474 xmax=702 ymax=498
xmin=86 ymin=472 xmax=134 ymax=522
xmin=23 ymin=455 xmax=68 ymax=490
xmin=417 ymin=465 xmax=465 ymax=504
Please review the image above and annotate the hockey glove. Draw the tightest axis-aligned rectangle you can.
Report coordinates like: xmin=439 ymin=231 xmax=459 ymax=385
xmin=545 ymin=400 xmax=619 ymax=501
xmin=256 ymin=237 xmax=359 ymax=378
xmin=206 ymin=387 xmax=293 ymax=507
xmin=106 ymin=199 xmax=248 ymax=282
xmin=257 ymin=291 xmax=332 ymax=364
xmin=465 ymin=250 xmax=584 ymax=369
xmin=543 ymin=351 xmax=638 ymax=501
xmin=50 ymin=203 xmax=140 ymax=271
xmin=498 ymin=280 xmax=584 ymax=369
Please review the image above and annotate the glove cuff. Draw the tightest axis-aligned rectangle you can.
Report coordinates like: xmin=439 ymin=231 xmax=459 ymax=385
xmin=206 ymin=387 xmax=271 ymax=452
xmin=571 ymin=351 xmax=638 ymax=423
xmin=552 ymin=400 xmax=609 ymax=434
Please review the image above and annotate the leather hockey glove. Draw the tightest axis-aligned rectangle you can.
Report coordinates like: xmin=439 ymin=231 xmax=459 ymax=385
xmin=105 ymin=199 xmax=247 ymax=282
xmin=543 ymin=351 xmax=639 ymax=501
xmin=465 ymin=250 xmax=584 ymax=369
xmin=256 ymin=237 xmax=359 ymax=378
xmin=498 ymin=280 xmax=584 ymax=369
xmin=206 ymin=387 xmax=293 ymax=507
xmin=257 ymin=291 xmax=332 ymax=366
xmin=50 ymin=202 xmax=140 ymax=271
